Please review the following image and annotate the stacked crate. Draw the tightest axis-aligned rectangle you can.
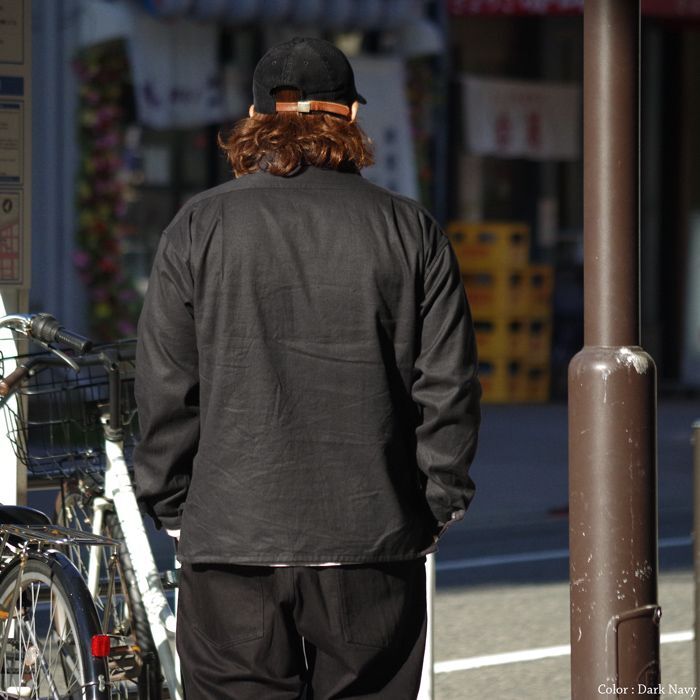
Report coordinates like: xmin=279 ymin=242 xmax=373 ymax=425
xmin=446 ymin=222 xmax=553 ymax=403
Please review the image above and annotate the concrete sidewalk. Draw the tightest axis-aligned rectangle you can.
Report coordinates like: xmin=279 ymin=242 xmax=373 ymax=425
xmin=463 ymin=398 xmax=698 ymax=530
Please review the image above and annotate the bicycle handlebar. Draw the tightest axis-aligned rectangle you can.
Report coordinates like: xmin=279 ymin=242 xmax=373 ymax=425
xmin=30 ymin=313 xmax=93 ymax=354
xmin=0 ymin=312 xmax=95 ymax=399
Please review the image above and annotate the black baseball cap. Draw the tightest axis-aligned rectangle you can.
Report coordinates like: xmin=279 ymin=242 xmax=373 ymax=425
xmin=253 ymin=37 xmax=366 ymax=115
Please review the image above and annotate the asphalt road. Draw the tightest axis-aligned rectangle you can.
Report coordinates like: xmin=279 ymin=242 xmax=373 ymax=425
xmin=431 ymin=399 xmax=698 ymax=700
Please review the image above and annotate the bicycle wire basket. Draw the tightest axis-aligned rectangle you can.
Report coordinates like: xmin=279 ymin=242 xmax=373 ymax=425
xmin=0 ymin=339 xmax=139 ymax=480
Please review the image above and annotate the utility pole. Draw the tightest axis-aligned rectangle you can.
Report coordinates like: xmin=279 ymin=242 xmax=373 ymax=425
xmin=569 ymin=0 xmax=661 ymax=696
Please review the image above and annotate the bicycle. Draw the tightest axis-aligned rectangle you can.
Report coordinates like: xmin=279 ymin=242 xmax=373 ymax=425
xmin=0 ymin=313 xmax=182 ymax=700
xmin=0 ymin=312 xmax=116 ymax=700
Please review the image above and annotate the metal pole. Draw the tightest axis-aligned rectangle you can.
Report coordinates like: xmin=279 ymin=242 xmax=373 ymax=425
xmin=569 ymin=0 xmax=660 ymax=697
xmin=694 ymin=420 xmax=700 ymax=687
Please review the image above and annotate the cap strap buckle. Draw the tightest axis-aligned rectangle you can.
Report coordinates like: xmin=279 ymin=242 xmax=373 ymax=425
xmin=275 ymin=100 xmax=352 ymax=119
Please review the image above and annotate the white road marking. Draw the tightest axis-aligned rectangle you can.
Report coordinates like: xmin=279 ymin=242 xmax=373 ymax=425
xmin=435 ymin=629 xmax=694 ymax=674
xmin=436 ymin=536 xmax=692 ymax=572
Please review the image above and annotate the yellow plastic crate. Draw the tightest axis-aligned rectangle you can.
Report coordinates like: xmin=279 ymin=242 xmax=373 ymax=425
xmin=463 ymin=269 xmax=528 ymax=316
xmin=526 ymin=264 xmax=555 ymax=316
xmin=527 ymin=317 xmax=553 ymax=364
xmin=447 ymin=222 xmax=530 ymax=272
xmin=473 ymin=316 xmax=528 ymax=359
xmin=524 ymin=364 xmax=550 ymax=403
xmin=478 ymin=356 xmax=528 ymax=403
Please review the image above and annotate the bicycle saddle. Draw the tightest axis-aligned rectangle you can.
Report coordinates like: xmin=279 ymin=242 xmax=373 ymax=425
xmin=0 ymin=504 xmax=52 ymax=527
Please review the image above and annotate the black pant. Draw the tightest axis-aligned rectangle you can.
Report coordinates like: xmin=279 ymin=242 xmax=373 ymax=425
xmin=177 ymin=560 xmax=427 ymax=699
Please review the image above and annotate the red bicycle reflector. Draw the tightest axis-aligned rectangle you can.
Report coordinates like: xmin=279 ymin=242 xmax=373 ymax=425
xmin=92 ymin=635 xmax=111 ymax=658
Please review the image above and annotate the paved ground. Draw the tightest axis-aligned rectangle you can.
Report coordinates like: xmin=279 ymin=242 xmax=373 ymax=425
xmin=25 ymin=397 xmax=700 ymax=699
xmin=433 ymin=570 xmax=694 ymax=700
xmin=430 ymin=399 xmax=698 ymax=700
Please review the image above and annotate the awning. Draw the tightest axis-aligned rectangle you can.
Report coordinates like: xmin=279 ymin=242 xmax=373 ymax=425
xmin=128 ymin=0 xmax=423 ymax=28
xmin=448 ymin=0 xmax=700 ymax=17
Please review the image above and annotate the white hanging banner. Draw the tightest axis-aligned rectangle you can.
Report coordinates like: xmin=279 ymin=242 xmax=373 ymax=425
xmin=462 ymin=75 xmax=580 ymax=160
xmin=352 ymin=56 xmax=418 ymax=200
xmin=128 ymin=14 xmax=226 ymax=129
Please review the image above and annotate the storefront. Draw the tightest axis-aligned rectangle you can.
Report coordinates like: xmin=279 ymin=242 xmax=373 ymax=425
xmin=32 ymin=0 xmax=442 ymax=339
xmin=446 ymin=0 xmax=700 ymax=396
xmin=31 ymin=0 xmax=700 ymax=399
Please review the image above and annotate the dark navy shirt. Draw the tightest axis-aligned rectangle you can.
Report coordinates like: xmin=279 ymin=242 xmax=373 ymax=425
xmin=134 ymin=165 xmax=480 ymax=565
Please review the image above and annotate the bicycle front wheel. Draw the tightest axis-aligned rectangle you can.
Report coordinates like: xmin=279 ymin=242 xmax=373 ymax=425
xmin=0 ymin=553 xmax=109 ymax=700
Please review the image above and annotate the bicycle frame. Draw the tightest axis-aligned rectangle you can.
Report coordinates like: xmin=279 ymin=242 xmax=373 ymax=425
xmin=93 ymin=437 xmax=183 ymax=700
xmin=0 ymin=317 xmax=183 ymax=699
xmin=93 ymin=344 xmax=183 ymax=700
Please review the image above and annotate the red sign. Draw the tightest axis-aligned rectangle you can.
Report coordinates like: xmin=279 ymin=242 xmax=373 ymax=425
xmin=449 ymin=0 xmax=700 ymax=16
xmin=448 ymin=0 xmax=582 ymax=15
xmin=643 ymin=0 xmax=700 ymax=16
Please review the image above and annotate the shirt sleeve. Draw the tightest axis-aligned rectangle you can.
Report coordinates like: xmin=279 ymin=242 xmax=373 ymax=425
xmin=412 ymin=236 xmax=481 ymax=532
xmin=133 ymin=230 xmax=199 ymax=531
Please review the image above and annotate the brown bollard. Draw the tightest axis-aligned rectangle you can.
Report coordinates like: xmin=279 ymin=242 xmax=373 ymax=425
xmin=569 ymin=347 xmax=660 ymax=695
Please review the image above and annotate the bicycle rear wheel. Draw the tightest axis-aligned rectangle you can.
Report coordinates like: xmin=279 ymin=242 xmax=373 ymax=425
xmin=0 ymin=553 xmax=109 ymax=700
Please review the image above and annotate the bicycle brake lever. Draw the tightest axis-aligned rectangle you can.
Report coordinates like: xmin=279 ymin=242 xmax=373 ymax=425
xmin=31 ymin=338 xmax=80 ymax=373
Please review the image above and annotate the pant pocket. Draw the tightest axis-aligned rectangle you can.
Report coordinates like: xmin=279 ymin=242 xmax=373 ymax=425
xmin=179 ymin=563 xmax=265 ymax=649
xmin=336 ymin=560 xmax=425 ymax=649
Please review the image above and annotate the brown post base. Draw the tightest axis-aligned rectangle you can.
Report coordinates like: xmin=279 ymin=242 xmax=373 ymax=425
xmin=569 ymin=345 xmax=660 ymax=697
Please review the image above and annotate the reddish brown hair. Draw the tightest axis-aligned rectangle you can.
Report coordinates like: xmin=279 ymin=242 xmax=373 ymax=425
xmin=218 ymin=90 xmax=374 ymax=177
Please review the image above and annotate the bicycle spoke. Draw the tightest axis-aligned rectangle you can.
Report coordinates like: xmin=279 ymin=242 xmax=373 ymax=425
xmin=22 ymin=586 xmax=61 ymax=698
xmin=48 ymin=590 xmax=82 ymax=697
